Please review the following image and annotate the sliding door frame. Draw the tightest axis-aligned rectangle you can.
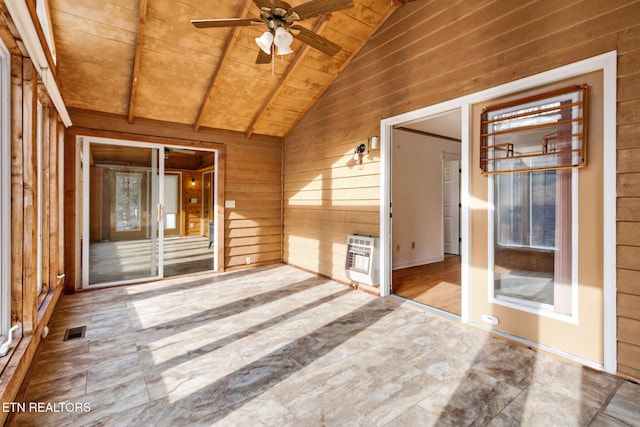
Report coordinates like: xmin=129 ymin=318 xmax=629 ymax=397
xmin=81 ymin=137 xmax=164 ymax=288
xmin=76 ymin=134 xmax=222 ymax=289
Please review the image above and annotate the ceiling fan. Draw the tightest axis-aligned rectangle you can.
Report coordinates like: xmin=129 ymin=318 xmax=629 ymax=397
xmin=164 ymin=147 xmax=196 ymax=159
xmin=191 ymin=0 xmax=355 ymax=64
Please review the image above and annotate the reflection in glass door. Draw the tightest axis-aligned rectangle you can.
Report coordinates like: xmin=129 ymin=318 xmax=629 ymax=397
xmin=162 ymin=150 xmax=216 ymax=278
xmin=163 ymin=173 xmax=180 ymax=237
xmin=83 ymin=141 xmax=163 ymax=286
xmin=203 ymin=170 xmax=214 ymax=244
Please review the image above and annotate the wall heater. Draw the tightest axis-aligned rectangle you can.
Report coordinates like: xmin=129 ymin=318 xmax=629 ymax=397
xmin=345 ymin=234 xmax=380 ymax=286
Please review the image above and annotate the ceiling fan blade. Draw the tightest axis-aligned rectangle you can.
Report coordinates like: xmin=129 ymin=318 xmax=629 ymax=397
xmin=171 ymin=148 xmax=196 ymax=155
xmin=191 ymin=18 xmax=261 ymax=28
xmin=256 ymin=48 xmax=272 ymax=64
xmin=253 ymin=0 xmax=273 ymax=9
xmin=285 ymin=0 xmax=354 ymax=21
xmin=290 ymin=25 xmax=341 ymax=56
xmin=253 ymin=0 xmax=292 ymax=15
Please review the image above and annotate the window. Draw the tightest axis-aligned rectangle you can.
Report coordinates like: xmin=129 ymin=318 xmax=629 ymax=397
xmin=35 ymin=0 xmax=56 ymax=64
xmin=493 ymin=169 xmax=572 ymax=312
xmin=480 ymin=85 xmax=587 ymax=174
xmin=0 ymin=39 xmax=10 ymax=340
xmin=115 ymin=173 xmax=142 ymax=232
xmin=36 ymin=102 xmax=43 ymax=295
xmin=495 ymin=171 xmax=557 ymax=250
xmin=488 ymin=88 xmax=580 ymax=315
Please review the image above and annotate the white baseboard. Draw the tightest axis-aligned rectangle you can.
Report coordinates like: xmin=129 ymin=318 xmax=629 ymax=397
xmin=392 ymin=255 xmax=444 ymax=270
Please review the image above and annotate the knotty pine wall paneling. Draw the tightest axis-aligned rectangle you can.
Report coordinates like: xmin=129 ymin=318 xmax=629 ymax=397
xmin=283 ymin=0 xmax=640 ymax=381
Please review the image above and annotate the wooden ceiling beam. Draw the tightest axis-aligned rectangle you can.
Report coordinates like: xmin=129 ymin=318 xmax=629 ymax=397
xmin=127 ymin=0 xmax=148 ymax=124
xmin=244 ymin=15 xmax=332 ymax=139
xmin=193 ymin=0 xmax=253 ymax=133
xmin=283 ymin=4 xmax=400 ymax=138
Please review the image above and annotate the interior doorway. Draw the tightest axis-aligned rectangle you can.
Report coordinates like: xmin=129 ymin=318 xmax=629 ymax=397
xmin=443 ymin=156 xmax=461 ymax=255
xmin=79 ymin=137 xmax=218 ymax=288
xmin=389 ymin=109 xmax=463 ymax=316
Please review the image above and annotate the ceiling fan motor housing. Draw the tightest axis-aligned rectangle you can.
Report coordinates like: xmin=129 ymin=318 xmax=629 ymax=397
xmin=191 ymin=0 xmax=355 ymax=62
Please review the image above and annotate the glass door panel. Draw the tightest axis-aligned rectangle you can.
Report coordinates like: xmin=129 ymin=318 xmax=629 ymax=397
xmin=86 ymin=142 xmax=161 ymax=286
xmin=162 ymin=151 xmax=216 ymax=278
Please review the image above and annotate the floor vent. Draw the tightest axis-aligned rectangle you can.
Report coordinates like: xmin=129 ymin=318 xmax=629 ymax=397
xmin=63 ymin=326 xmax=86 ymax=341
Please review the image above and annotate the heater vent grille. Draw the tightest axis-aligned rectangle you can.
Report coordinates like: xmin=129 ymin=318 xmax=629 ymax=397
xmin=345 ymin=234 xmax=379 ymax=286
xmin=63 ymin=326 xmax=86 ymax=341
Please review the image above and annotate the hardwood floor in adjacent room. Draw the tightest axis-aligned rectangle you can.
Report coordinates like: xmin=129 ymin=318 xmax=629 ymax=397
xmin=392 ymin=255 xmax=461 ymax=316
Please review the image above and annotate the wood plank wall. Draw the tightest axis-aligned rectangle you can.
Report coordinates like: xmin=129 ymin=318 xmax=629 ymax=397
xmin=616 ymin=11 xmax=640 ymax=381
xmin=224 ymin=139 xmax=283 ymax=269
xmin=1 ymin=54 xmax=65 ymax=424
xmin=64 ymin=110 xmax=283 ymax=281
xmin=284 ymin=0 xmax=640 ymax=381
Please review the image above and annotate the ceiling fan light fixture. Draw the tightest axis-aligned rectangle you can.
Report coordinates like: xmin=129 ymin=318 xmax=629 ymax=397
xmin=276 ymin=42 xmax=293 ymax=56
xmin=255 ymin=30 xmax=274 ymax=54
xmin=274 ymin=27 xmax=294 ymax=56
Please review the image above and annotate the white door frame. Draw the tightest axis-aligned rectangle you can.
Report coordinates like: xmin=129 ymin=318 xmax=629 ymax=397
xmin=380 ymin=51 xmax=617 ymax=373
xmin=381 ymin=103 xmax=471 ymax=324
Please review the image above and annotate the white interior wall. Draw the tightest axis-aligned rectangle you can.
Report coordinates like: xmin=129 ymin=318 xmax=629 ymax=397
xmin=392 ymin=129 xmax=460 ymax=270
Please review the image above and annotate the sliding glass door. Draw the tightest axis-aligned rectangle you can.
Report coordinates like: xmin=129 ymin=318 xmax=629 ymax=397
xmin=80 ymin=138 xmax=218 ymax=288
xmin=83 ymin=140 xmax=163 ymax=286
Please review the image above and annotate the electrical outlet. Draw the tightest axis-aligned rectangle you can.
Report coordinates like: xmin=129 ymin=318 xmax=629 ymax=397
xmin=189 ymin=223 xmax=194 ymax=228
xmin=245 ymin=256 xmax=251 ymax=265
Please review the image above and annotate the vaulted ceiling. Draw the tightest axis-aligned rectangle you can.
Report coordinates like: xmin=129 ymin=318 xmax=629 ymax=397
xmin=47 ymin=0 xmax=402 ymax=138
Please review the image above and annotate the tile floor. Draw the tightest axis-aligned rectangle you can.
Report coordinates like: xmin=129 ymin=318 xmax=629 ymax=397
xmin=8 ymin=264 xmax=640 ymax=426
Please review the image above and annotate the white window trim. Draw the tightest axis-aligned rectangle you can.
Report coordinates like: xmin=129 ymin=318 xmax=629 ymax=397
xmin=380 ymin=51 xmax=617 ymax=374
xmin=36 ymin=101 xmax=43 ymax=295
xmin=35 ymin=0 xmax=56 ymax=64
xmin=0 ymin=38 xmax=11 ymax=340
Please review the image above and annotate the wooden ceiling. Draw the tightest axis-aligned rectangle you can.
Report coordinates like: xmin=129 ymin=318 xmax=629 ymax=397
xmin=47 ymin=0 xmax=400 ymax=138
